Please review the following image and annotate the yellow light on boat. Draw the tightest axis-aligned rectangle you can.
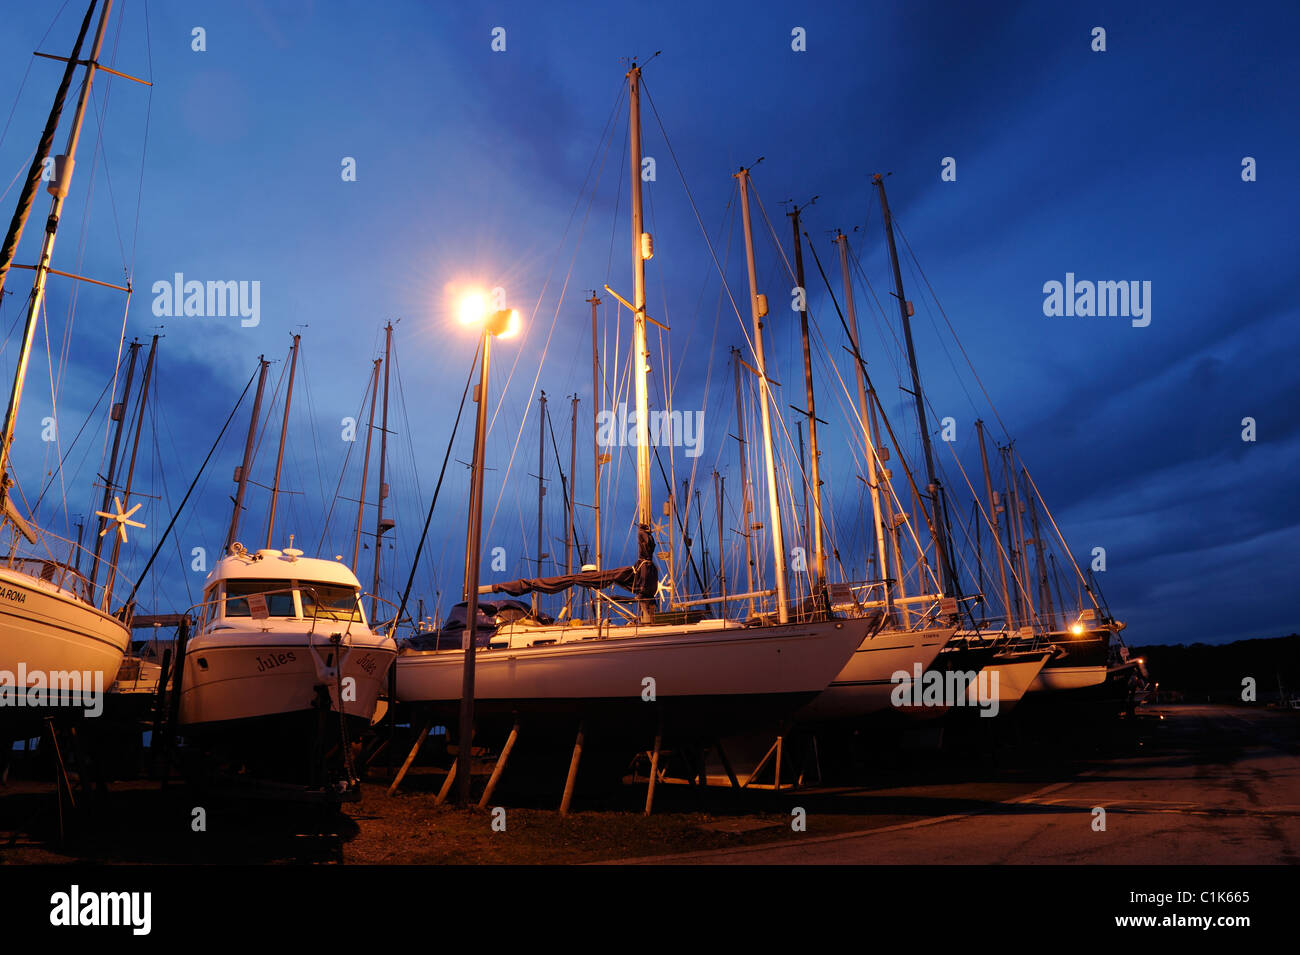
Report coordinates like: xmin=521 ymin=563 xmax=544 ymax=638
xmin=1070 ymin=622 xmax=1085 ymax=636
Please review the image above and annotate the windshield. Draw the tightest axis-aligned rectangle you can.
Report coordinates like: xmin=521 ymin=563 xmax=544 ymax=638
xmin=300 ymin=583 xmax=363 ymax=623
xmin=224 ymin=579 xmax=296 ymax=617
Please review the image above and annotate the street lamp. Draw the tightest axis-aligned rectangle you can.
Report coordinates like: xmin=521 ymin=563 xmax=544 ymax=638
xmin=455 ymin=291 xmax=520 ymax=806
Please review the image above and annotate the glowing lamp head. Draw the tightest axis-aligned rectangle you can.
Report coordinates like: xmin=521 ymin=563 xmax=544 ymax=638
xmin=491 ymin=308 xmax=522 ymax=339
xmin=458 ymin=290 xmax=489 ymax=326
xmin=1070 ymin=621 xmax=1085 ymax=636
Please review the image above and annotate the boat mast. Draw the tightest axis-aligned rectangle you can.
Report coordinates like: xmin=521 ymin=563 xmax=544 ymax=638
xmin=735 ymin=166 xmax=789 ymax=624
xmin=103 ymin=332 xmax=156 ymax=607
xmin=533 ymin=389 xmax=546 ymax=617
xmin=265 ymin=333 xmax=300 ymax=548
xmin=0 ymin=0 xmax=113 ymax=532
xmin=565 ymin=393 xmax=577 ymax=617
xmin=352 ymin=358 xmax=380 ymax=570
xmin=89 ymin=339 xmax=140 ymax=591
xmin=788 ymin=203 xmax=828 ymax=608
xmin=587 ymin=292 xmax=602 ymax=570
xmin=714 ymin=471 xmax=727 ymax=604
xmin=731 ymin=349 xmax=756 ymax=616
xmin=627 ymin=64 xmax=652 ymax=530
xmin=835 ymin=230 xmax=893 ymax=618
xmin=0 ymin=0 xmax=97 ymax=299
xmin=372 ymin=321 xmax=393 ymax=619
xmin=695 ymin=486 xmax=706 ymax=594
xmin=872 ymin=173 xmax=954 ymax=594
xmin=976 ymin=419 xmax=1013 ymax=629
xmin=1001 ymin=446 xmax=1034 ymax=627
xmin=225 ymin=357 xmax=269 ymax=553
xmin=1023 ymin=466 xmax=1056 ymax=631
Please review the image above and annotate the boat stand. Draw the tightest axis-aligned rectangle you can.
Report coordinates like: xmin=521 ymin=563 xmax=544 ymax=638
xmin=476 ymin=719 xmax=520 ymax=809
xmin=386 ymin=713 xmax=437 ymax=796
xmin=744 ymin=727 xmax=807 ymax=790
xmin=643 ymin=712 xmax=664 ymax=815
xmin=559 ymin=720 xmax=585 ymax=814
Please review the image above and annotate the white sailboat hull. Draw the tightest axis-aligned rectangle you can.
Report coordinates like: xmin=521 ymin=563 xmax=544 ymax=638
xmin=0 ymin=566 xmax=129 ymax=715
xmin=795 ymin=625 xmax=957 ymax=722
xmin=396 ymin=617 xmax=871 ymax=733
xmin=179 ymin=625 xmax=396 ymax=729
xmin=982 ymin=652 xmax=1052 ymax=709
xmin=1027 ymin=664 xmax=1108 ymax=693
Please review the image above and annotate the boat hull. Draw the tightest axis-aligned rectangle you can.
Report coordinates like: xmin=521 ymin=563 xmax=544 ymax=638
xmin=982 ymin=651 xmax=1052 ymax=710
xmin=1028 ymin=628 xmax=1112 ymax=694
xmin=795 ymin=626 xmax=956 ymax=723
xmin=179 ymin=631 xmax=396 ymax=731
xmin=0 ymin=566 xmax=129 ymax=734
xmin=396 ymin=617 xmax=871 ymax=739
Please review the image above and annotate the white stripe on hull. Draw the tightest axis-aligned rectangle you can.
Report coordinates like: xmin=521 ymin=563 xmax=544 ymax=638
xmin=796 ymin=626 xmax=956 ymax=721
xmin=0 ymin=568 xmax=129 ymax=689
xmin=396 ymin=618 xmax=870 ymax=705
xmin=180 ymin=631 xmax=396 ymax=727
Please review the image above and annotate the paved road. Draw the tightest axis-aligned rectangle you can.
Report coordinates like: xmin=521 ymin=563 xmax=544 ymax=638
xmin=624 ymin=705 xmax=1300 ymax=864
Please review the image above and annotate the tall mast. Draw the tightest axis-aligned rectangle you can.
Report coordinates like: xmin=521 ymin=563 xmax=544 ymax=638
xmin=352 ymin=358 xmax=380 ymax=570
xmin=372 ymin=322 xmax=393 ymax=619
xmin=714 ymin=471 xmax=727 ymax=604
xmin=795 ymin=422 xmax=809 ymax=557
xmin=565 ymin=393 xmax=578 ymax=617
xmin=587 ymin=292 xmax=603 ymax=570
xmin=872 ymin=173 xmax=954 ymax=593
xmin=103 ymin=332 xmax=156 ymax=607
xmin=1023 ymin=467 xmax=1056 ymax=630
xmin=0 ymin=0 xmax=98 ymax=298
xmin=533 ymin=389 xmax=546 ymax=617
xmin=976 ymin=419 xmax=1013 ymax=629
xmin=627 ymin=64 xmax=652 ymax=529
xmin=1002 ymin=446 xmax=1033 ymax=627
xmin=835 ymin=230 xmax=893 ymax=616
xmin=265 ymin=333 xmax=300 ymax=548
xmin=0 ymin=0 xmax=113 ymax=521
xmin=789 ymin=203 xmax=827 ymax=606
xmin=869 ymin=389 xmax=906 ymax=612
xmin=225 ymin=357 xmax=269 ymax=552
xmin=89 ymin=339 xmax=140 ymax=591
xmin=695 ymin=487 xmax=706 ymax=595
xmin=731 ymin=349 xmax=756 ymax=616
xmin=735 ymin=166 xmax=789 ymax=624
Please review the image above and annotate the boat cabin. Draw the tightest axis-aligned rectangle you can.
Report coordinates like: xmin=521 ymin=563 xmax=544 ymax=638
xmin=197 ymin=546 xmax=368 ymax=631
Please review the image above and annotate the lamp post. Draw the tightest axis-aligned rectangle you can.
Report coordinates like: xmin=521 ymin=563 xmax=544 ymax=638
xmin=456 ymin=294 xmax=520 ymax=806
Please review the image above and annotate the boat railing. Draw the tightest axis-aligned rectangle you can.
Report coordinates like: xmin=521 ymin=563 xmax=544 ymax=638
xmin=362 ymin=591 xmax=403 ymax=633
xmin=2 ymin=521 xmax=132 ymax=616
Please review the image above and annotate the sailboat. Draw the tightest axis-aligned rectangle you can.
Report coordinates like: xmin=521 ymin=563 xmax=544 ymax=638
xmin=177 ymin=340 xmax=396 ymax=779
xmin=395 ymin=62 xmax=874 ymax=744
xmin=0 ymin=0 xmax=132 ymax=727
xmin=788 ymin=218 xmax=956 ymax=725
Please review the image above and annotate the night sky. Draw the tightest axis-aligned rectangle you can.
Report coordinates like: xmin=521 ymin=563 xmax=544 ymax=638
xmin=0 ymin=0 xmax=1295 ymax=645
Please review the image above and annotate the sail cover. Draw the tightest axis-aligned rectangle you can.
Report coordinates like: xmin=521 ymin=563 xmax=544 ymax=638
xmin=486 ymin=566 xmax=637 ymax=597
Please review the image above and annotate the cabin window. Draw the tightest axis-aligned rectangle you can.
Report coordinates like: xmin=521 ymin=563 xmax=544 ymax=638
xmin=299 ymin=583 xmax=363 ymax=622
xmin=223 ymin=579 xmax=296 ymax=617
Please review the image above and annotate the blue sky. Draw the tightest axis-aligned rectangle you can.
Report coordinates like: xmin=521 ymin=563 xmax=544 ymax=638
xmin=0 ymin=0 xmax=1295 ymax=644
